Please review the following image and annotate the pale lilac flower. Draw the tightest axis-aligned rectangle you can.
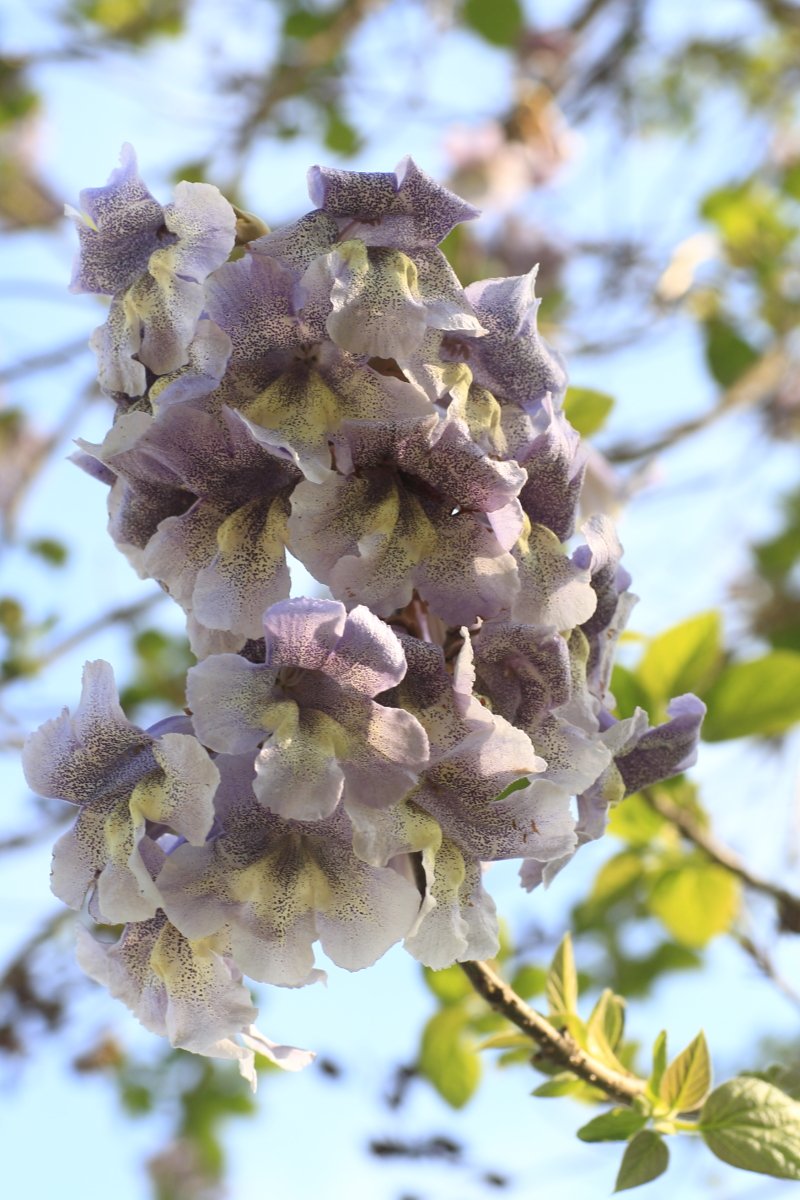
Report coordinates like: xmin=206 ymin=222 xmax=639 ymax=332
xmin=78 ymin=404 xmax=300 ymax=655
xmin=307 ymin=156 xmax=480 ymax=249
xmin=350 ymin=635 xmax=575 ymax=966
xmin=157 ymin=753 xmax=422 ymax=986
xmin=204 ymin=252 xmax=433 ymax=482
xmin=440 ymin=267 xmax=567 ymax=410
xmin=68 ymin=144 xmax=236 ymax=396
xmin=76 ymin=913 xmax=313 ymax=1087
xmin=187 ymin=598 xmax=429 ymax=821
xmin=289 ymin=414 xmax=525 ymax=625
xmin=22 ymin=661 xmax=218 ymax=923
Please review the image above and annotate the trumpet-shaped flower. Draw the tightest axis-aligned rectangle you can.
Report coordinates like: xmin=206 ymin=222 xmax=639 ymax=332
xmin=186 ymin=598 xmax=429 ymax=821
xmin=22 ymin=661 xmax=218 ymax=923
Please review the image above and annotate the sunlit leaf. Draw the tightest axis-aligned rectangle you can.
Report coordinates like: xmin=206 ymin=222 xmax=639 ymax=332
xmin=661 ymin=1032 xmax=712 ymax=1113
xmin=461 ymin=0 xmax=523 ymax=46
xmin=648 ymin=861 xmax=740 ymax=947
xmin=546 ymin=933 xmax=578 ymax=1018
xmin=700 ymin=1078 xmax=800 ymax=1180
xmin=578 ymin=1107 xmax=648 ymax=1143
xmin=702 ymin=652 xmax=800 ymax=739
xmin=703 ymin=317 xmax=760 ymax=388
xmin=423 ymin=964 xmax=473 ymax=1006
xmin=419 ymin=1007 xmax=481 ymax=1108
xmin=649 ymin=1032 xmax=668 ymax=1098
xmin=637 ymin=611 xmax=722 ymax=701
xmin=563 ymin=387 xmax=615 ymax=437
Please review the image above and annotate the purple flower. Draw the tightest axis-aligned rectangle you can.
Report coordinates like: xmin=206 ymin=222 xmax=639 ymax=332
xmin=186 ymin=598 xmax=429 ymax=821
xmin=22 ymin=661 xmax=218 ymax=923
xmin=76 ymin=913 xmax=314 ymax=1085
xmin=204 ymin=251 xmax=434 ymax=483
xmin=350 ymin=635 xmax=576 ymax=966
xmin=157 ymin=753 xmax=422 ymax=986
xmin=516 ymin=398 xmax=587 ymax=542
xmin=473 ymin=620 xmax=612 ymax=794
xmin=440 ymin=267 xmax=567 ymax=411
xmin=68 ymin=144 xmax=236 ymax=396
xmin=78 ymin=404 xmax=300 ymax=655
xmin=289 ymin=413 xmax=525 ymax=625
xmin=307 ymin=156 xmax=480 ymax=249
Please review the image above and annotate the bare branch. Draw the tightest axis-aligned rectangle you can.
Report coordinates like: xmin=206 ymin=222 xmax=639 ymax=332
xmin=642 ymin=787 xmax=800 ymax=934
xmin=460 ymin=959 xmax=646 ymax=1105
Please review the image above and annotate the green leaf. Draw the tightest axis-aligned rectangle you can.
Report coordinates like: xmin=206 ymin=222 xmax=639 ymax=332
xmin=563 ymin=387 xmax=615 ymax=437
xmin=782 ymin=162 xmax=800 ymax=202
xmin=638 ymin=611 xmax=723 ymax=701
xmin=26 ymin=537 xmax=68 ymax=567
xmin=422 ymin=964 xmax=472 ymax=1006
xmin=509 ymin=964 xmax=547 ymax=999
xmin=700 ymin=1077 xmax=800 ymax=1180
xmin=649 ymin=1032 xmax=668 ymax=1098
xmin=532 ymin=1072 xmax=583 ymax=1098
xmin=283 ymin=9 xmax=335 ymax=38
xmin=419 ymin=1007 xmax=481 ymax=1108
xmin=493 ymin=775 xmax=532 ymax=802
xmin=610 ymin=663 xmax=651 ymax=720
xmin=702 ymin=652 xmax=800 ymax=739
xmin=606 ymin=795 xmax=665 ymax=846
xmin=590 ymin=851 xmax=644 ymax=900
xmin=546 ymin=933 xmax=578 ymax=1018
xmin=578 ymin=1108 xmax=648 ymax=1143
xmin=703 ymin=317 xmax=760 ymax=388
xmin=478 ymin=1031 xmax=532 ymax=1051
xmin=648 ymin=860 xmax=740 ymax=947
xmin=586 ymin=990 xmax=626 ymax=1069
xmin=614 ymin=1131 xmax=669 ymax=1192
xmin=661 ymin=1032 xmax=712 ymax=1113
xmin=323 ymin=108 xmax=361 ymax=156
xmin=747 ymin=1064 xmax=800 ymax=1101
xmin=461 ymin=0 xmax=523 ymax=46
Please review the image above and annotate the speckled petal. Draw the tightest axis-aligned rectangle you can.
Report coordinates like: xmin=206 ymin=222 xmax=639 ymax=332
xmin=69 ymin=144 xmax=165 ymax=296
xmin=22 ymin=659 xmax=151 ymax=805
xmin=308 ymin=156 xmax=479 ymax=248
xmin=445 ymin=267 xmax=568 ymax=409
xmin=76 ymin=915 xmax=259 ymax=1058
xmin=404 ymin=838 xmax=498 ymax=968
xmin=191 ymin=494 xmax=292 ymax=642
xmin=616 ymin=695 xmax=706 ymax=795
xmin=149 ymin=319 xmax=232 ymax=410
xmin=186 ymin=654 xmax=278 ymax=755
xmin=513 ymin=519 xmax=597 ymax=629
xmin=517 ymin=398 xmax=587 ymax=541
xmin=90 ymin=294 xmax=147 ymax=397
xmin=159 ymin=757 xmax=421 ymax=982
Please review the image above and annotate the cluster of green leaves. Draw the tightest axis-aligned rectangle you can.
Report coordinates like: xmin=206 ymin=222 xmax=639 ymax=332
xmin=613 ymin=609 xmax=800 ymax=741
xmin=119 ymin=627 xmax=194 ymax=718
xmin=421 ymin=936 xmax=800 ymax=1190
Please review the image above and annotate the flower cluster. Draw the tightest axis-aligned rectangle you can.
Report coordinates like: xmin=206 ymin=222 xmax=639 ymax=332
xmin=24 ymin=147 xmax=704 ymax=1082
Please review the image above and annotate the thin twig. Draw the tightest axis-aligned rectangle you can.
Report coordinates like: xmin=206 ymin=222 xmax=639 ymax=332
xmin=0 ymin=591 xmax=166 ymax=692
xmin=606 ymin=346 xmax=789 ymax=463
xmin=230 ymin=0 xmax=384 ymax=157
xmin=733 ymin=929 xmax=800 ymax=1008
xmin=0 ymin=337 xmax=89 ymax=385
xmin=642 ymin=787 xmax=800 ymax=933
xmin=460 ymin=959 xmax=645 ymax=1105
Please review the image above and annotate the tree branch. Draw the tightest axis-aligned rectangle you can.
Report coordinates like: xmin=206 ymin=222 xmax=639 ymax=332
xmin=642 ymin=787 xmax=800 ymax=933
xmin=459 ymin=959 xmax=646 ymax=1106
